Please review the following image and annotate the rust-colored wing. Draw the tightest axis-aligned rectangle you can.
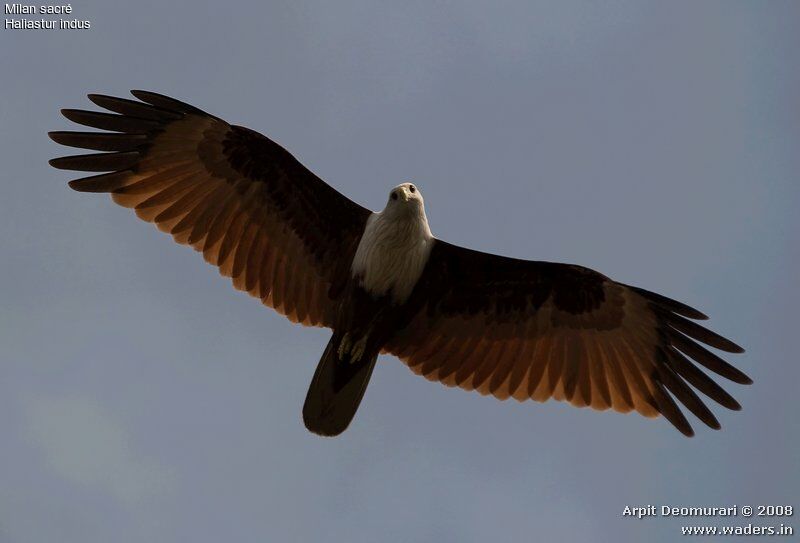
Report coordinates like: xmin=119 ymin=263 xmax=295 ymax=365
xmin=385 ymin=240 xmax=750 ymax=436
xmin=50 ymin=91 xmax=370 ymax=327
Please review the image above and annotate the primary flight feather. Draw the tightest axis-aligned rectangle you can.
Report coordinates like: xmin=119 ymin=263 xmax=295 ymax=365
xmin=50 ymin=91 xmax=751 ymax=437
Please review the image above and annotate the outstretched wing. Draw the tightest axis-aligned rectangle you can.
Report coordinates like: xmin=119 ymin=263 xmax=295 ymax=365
xmin=50 ymin=91 xmax=371 ymax=327
xmin=385 ymin=240 xmax=750 ymax=436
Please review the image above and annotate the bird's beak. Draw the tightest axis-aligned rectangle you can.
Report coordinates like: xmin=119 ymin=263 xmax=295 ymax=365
xmin=400 ymin=187 xmax=410 ymax=202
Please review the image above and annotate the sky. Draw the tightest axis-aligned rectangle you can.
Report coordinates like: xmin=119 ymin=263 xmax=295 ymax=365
xmin=1 ymin=1 xmax=798 ymax=541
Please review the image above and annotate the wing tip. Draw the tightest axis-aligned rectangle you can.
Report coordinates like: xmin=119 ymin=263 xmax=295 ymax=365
xmin=64 ymin=170 xmax=133 ymax=193
xmin=626 ymin=284 xmax=710 ymax=320
xmin=739 ymin=375 xmax=753 ymax=386
xmin=86 ymin=93 xmax=124 ymax=109
xmin=129 ymin=89 xmax=210 ymax=117
xmin=67 ymin=178 xmax=85 ymax=191
xmin=729 ymin=344 xmax=746 ymax=355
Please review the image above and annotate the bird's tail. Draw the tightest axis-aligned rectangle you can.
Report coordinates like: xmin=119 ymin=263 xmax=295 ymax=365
xmin=302 ymin=332 xmax=378 ymax=436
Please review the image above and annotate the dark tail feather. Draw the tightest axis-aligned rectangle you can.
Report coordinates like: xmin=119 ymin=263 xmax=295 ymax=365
xmin=303 ymin=334 xmax=378 ymax=436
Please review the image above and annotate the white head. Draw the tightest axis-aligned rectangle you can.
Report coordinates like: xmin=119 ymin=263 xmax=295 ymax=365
xmin=383 ymin=182 xmax=426 ymax=218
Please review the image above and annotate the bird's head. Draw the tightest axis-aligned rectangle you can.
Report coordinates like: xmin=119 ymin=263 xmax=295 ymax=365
xmin=384 ymin=182 xmax=424 ymax=216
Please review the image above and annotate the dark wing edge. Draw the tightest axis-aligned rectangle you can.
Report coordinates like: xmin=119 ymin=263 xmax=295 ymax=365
xmin=50 ymin=90 xmax=371 ymax=327
xmin=385 ymin=241 xmax=750 ymax=437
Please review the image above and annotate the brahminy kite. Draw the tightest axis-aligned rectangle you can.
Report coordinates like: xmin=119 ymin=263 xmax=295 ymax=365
xmin=49 ymin=91 xmax=750 ymax=437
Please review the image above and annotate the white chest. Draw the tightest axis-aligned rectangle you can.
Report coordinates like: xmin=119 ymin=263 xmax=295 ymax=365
xmin=351 ymin=213 xmax=434 ymax=303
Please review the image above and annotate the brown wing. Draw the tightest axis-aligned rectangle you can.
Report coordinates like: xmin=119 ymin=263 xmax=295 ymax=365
xmin=50 ymin=91 xmax=370 ymax=327
xmin=385 ymin=241 xmax=750 ymax=436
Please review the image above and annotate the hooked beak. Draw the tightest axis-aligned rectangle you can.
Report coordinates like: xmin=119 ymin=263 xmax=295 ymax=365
xmin=399 ymin=187 xmax=410 ymax=202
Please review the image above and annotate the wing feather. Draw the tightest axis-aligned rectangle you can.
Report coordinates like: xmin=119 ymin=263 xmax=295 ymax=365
xmin=488 ymin=332 xmax=524 ymax=398
xmin=51 ymin=91 xmax=370 ymax=327
xmin=385 ymin=240 xmax=749 ymax=435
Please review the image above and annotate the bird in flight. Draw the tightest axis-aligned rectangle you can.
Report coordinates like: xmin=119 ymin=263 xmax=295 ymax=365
xmin=50 ymin=91 xmax=751 ymax=437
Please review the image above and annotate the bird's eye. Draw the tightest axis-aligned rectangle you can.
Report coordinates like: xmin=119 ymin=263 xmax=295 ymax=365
xmin=391 ymin=192 xmax=398 ymax=201
xmin=409 ymin=185 xmax=416 ymax=193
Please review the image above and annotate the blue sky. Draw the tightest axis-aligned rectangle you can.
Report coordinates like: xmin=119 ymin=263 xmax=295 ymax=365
xmin=1 ymin=1 xmax=798 ymax=541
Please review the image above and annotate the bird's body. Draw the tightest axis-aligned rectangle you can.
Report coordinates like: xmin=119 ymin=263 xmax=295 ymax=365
xmin=303 ymin=185 xmax=435 ymax=434
xmin=351 ymin=184 xmax=434 ymax=304
xmin=50 ymin=90 xmax=751 ymax=437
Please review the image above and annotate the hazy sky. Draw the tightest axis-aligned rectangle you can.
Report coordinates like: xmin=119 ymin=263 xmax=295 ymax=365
xmin=1 ymin=1 xmax=798 ymax=542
